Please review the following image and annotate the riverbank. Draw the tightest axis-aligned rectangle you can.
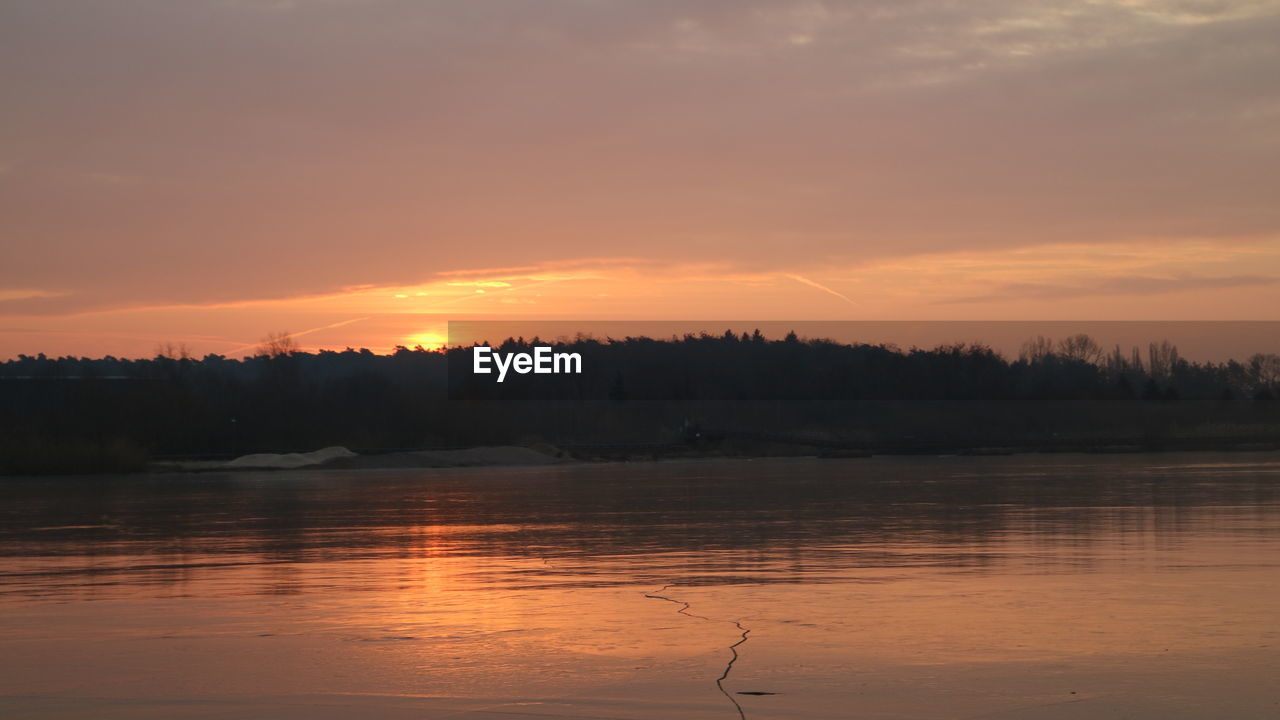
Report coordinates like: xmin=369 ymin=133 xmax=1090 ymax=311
xmin=5 ymin=435 xmax=1280 ymax=476
xmin=151 ymin=444 xmax=572 ymax=473
xmin=157 ymin=437 xmax=1280 ymax=473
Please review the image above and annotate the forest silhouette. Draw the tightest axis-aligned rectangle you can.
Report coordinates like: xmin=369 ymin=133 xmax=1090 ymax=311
xmin=2 ymin=331 xmax=1278 ymax=474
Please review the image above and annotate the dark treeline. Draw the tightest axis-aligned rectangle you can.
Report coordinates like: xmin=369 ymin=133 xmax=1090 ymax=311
xmin=449 ymin=331 xmax=1280 ymax=403
xmin=2 ymin=331 xmax=1278 ymax=473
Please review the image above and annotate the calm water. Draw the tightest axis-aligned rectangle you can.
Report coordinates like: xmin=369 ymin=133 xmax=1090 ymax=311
xmin=2 ymin=454 xmax=1279 ymax=719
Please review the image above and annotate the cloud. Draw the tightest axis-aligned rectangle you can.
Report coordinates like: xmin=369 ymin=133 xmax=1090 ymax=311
xmin=1 ymin=0 xmax=1278 ymax=313
xmin=6 ymin=245 xmax=1280 ymax=358
xmin=0 ymin=288 xmax=65 ymax=302
xmin=944 ymin=274 xmax=1280 ymax=303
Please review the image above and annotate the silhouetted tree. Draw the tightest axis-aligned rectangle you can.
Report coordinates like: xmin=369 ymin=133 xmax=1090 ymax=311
xmin=257 ymin=331 xmax=298 ymax=359
xmin=1019 ymin=335 xmax=1055 ymax=362
xmin=1057 ymin=334 xmax=1104 ymax=365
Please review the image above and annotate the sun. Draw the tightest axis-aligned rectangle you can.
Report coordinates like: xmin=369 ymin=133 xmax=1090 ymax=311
xmin=404 ymin=329 xmax=448 ymax=351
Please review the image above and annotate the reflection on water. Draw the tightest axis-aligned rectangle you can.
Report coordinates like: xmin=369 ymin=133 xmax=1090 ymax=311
xmin=1 ymin=454 xmax=1279 ymax=719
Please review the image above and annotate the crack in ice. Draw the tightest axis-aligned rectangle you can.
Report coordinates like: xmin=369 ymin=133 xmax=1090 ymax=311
xmin=645 ymin=584 xmax=751 ymax=720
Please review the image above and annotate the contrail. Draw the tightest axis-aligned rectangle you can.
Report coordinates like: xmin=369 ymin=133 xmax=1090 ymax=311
xmin=222 ymin=316 xmax=373 ymax=355
xmin=784 ymin=273 xmax=858 ymax=305
xmin=290 ymin=315 xmax=373 ymax=339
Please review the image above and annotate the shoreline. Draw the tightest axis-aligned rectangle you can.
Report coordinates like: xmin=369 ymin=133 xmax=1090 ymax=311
xmin=151 ymin=440 xmax=1280 ymax=474
xmin=5 ymin=439 xmax=1280 ymax=477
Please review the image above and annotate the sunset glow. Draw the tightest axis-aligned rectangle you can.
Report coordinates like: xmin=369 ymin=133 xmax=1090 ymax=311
xmin=3 ymin=1 xmax=1278 ymax=358
xmin=4 ymin=240 xmax=1279 ymax=358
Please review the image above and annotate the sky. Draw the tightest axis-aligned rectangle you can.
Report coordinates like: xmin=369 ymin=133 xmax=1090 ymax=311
xmin=2 ymin=0 xmax=1279 ymax=358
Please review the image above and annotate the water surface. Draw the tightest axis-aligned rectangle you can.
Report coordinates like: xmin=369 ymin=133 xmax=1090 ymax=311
xmin=2 ymin=454 xmax=1279 ymax=719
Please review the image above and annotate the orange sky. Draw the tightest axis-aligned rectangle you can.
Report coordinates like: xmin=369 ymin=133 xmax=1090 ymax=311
xmin=2 ymin=1 xmax=1279 ymax=358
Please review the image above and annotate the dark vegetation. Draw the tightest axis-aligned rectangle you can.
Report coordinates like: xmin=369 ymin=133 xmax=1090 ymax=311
xmin=2 ymin=331 xmax=1278 ymax=474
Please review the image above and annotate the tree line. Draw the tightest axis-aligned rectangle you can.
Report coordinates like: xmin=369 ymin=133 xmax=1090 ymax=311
xmin=2 ymin=331 xmax=1278 ymax=473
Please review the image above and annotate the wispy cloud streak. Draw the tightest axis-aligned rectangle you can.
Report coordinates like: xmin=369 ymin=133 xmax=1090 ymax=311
xmin=221 ymin=315 xmax=373 ymax=355
xmin=784 ymin=274 xmax=858 ymax=306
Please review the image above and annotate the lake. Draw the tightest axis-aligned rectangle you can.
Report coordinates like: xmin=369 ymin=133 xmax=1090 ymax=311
xmin=2 ymin=454 xmax=1278 ymax=719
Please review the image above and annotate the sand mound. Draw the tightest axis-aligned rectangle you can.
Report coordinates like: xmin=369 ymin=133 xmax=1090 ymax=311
xmin=215 ymin=445 xmax=566 ymax=471
xmin=324 ymin=445 xmax=567 ymax=469
xmin=225 ymin=446 xmax=357 ymax=470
